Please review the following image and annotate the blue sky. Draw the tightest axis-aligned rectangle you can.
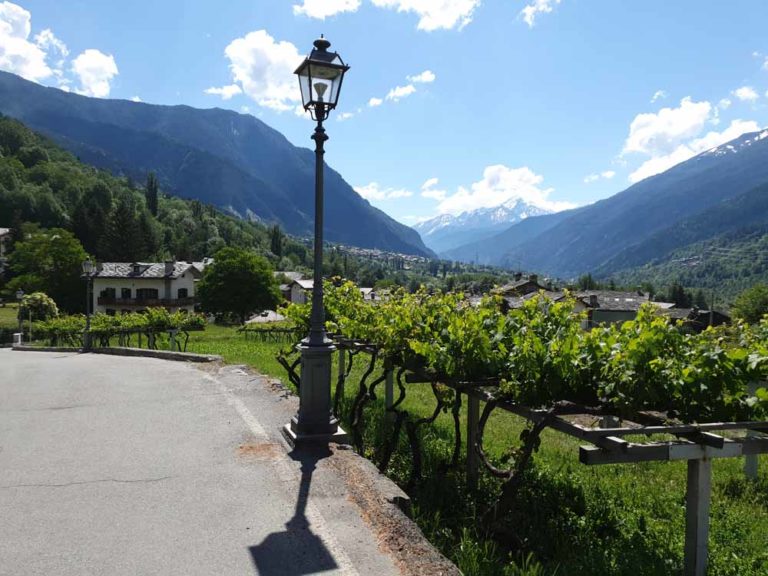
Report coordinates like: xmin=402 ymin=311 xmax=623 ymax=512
xmin=3 ymin=1 xmax=768 ymax=225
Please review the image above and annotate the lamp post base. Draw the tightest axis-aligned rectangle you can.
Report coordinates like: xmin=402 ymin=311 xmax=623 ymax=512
xmin=281 ymin=422 xmax=349 ymax=449
xmin=283 ymin=343 xmax=349 ymax=448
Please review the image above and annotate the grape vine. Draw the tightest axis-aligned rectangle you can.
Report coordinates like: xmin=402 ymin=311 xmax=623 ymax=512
xmin=281 ymin=279 xmax=768 ymax=423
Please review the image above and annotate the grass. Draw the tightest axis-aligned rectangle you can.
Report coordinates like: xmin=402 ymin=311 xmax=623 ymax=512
xmin=0 ymin=302 xmax=20 ymax=327
xmin=39 ymin=323 xmax=768 ymax=575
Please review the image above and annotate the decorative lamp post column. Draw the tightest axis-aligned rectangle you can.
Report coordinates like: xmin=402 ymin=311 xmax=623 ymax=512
xmin=81 ymin=259 xmax=94 ymax=350
xmin=284 ymin=36 xmax=350 ymax=446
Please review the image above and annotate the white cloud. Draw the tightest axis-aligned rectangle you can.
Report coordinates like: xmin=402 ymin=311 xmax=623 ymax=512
xmin=435 ymin=165 xmax=575 ymax=215
xmin=355 ymin=182 xmax=413 ymax=201
xmin=0 ymin=1 xmax=53 ymax=81
xmin=650 ymin=90 xmax=666 ymax=103
xmin=34 ymin=28 xmax=68 ymax=65
xmin=733 ymin=85 xmax=759 ymax=102
xmin=370 ymin=0 xmax=480 ymax=31
xmin=628 ymin=119 xmax=760 ymax=183
xmin=520 ymin=0 xmax=561 ymax=27
xmin=130 ymin=95 xmax=142 ymax=102
xmin=386 ymin=84 xmax=416 ymax=102
xmin=71 ymin=49 xmax=118 ymax=97
xmin=204 ymin=83 xmax=243 ymax=100
xmin=336 ymin=110 xmax=357 ymax=121
xmin=293 ymin=0 xmax=361 ymax=19
xmin=421 ymin=177 xmax=447 ymax=200
xmin=407 ymin=70 xmax=435 ymax=83
xmin=584 ymin=170 xmax=616 ymax=183
xmin=219 ymin=30 xmax=303 ymax=112
xmin=718 ymin=98 xmax=732 ymax=110
xmin=370 ymin=70 xmax=434 ymax=109
xmin=623 ymin=97 xmax=712 ymax=156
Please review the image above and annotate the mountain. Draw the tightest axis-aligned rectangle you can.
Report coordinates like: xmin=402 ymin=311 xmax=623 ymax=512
xmin=595 ymin=179 xmax=768 ymax=277
xmin=442 ymin=208 xmax=580 ymax=265
xmin=0 ymin=71 xmax=432 ymax=257
xmin=413 ymin=198 xmax=553 ymax=254
xmin=445 ymin=128 xmax=768 ymax=277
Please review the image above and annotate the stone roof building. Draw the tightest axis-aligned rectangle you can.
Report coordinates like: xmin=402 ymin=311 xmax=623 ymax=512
xmin=90 ymin=260 xmax=209 ymax=315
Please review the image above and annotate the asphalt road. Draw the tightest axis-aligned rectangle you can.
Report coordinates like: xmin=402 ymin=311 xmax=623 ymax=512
xmin=0 ymin=350 xmax=401 ymax=576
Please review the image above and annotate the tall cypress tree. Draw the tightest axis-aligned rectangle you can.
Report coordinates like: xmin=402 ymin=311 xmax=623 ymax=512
xmin=269 ymin=224 xmax=284 ymax=258
xmin=145 ymin=172 xmax=159 ymax=217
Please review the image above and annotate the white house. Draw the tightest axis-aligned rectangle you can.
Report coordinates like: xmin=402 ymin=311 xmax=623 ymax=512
xmin=91 ymin=261 xmax=208 ymax=315
xmin=289 ymin=279 xmax=315 ymax=304
xmin=287 ymin=279 xmax=377 ymax=304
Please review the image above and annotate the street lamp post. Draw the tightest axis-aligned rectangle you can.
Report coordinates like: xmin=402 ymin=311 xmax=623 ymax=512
xmin=284 ymin=36 xmax=350 ymax=447
xmin=81 ymin=259 xmax=94 ymax=350
xmin=15 ymin=289 xmax=24 ymax=342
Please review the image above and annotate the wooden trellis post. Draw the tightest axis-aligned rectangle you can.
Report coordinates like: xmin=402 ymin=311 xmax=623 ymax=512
xmin=745 ymin=382 xmax=759 ymax=480
xmin=684 ymin=458 xmax=712 ymax=576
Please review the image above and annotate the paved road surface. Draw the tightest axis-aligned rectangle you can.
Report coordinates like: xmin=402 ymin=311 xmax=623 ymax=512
xmin=0 ymin=350 xmax=402 ymax=576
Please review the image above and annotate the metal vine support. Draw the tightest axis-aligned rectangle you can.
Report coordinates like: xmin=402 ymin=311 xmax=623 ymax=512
xmin=377 ymin=367 xmax=409 ymax=473
xmin=334 ymin=347 xmax=358 ymax=417
xmin=276 ymin=347 xmax=302 ymax=390
xmin=405 ymin=381 xmax=448 ymax=488
xmin=450 ymin=390 xmax=462 ymax=469
xmin=350 ymin=347 xmax=383 ymax=453
xmin=480 ymin=407 xmax=558 ymax=528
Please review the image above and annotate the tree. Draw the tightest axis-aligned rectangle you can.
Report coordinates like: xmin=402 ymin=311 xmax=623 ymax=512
xmin=693 ymin=289 xmax=708 ymax=309
xmin=8 ymin=226 xmax=89 ymax=312
xmin=145 ymin=172 xmax=159 ymax=217
xmin=197 ymin=247 xmax=281 ymax=324
xmin=667 ymin=282 xmax=692 ymax=307
xmin=19 ymin=292 xmax=59 ymax=322
xmin=577 ymin=273 xmax=598 ymax=290
xmin=731 ymin=284 xmax=768 ymax=324
xmin=269 ymin=224 xmax=284 ymax=259
xmin=103 ymin=193 xmax=144 ymax=261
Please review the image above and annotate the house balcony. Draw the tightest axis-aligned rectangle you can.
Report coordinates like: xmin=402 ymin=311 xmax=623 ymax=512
xmin=97 ymin=297 xmax=197 ymax=307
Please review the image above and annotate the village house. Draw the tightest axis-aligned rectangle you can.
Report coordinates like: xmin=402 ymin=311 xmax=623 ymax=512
xmin=286 ymin=279 xmax=377 ymax=304
xmin=274 ymin=271 xmax=304 ymax=302
xmin=91 ymin=260 xmax=209 ymax=315
xmin=494 ymin=273 xmax=552 ymax=297
xmin=501 ymin=287 xmax=683 ymax=328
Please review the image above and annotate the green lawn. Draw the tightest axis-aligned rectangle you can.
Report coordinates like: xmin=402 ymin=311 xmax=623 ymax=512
xmin=0 ymin=302 xmax=20 ymax=327
xmin=179 ymin=325 xmax=768 ymax=576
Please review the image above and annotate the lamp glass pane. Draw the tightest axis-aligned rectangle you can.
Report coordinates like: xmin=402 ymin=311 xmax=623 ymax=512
xmin=297 ymin=69 xmax=312 ymax=108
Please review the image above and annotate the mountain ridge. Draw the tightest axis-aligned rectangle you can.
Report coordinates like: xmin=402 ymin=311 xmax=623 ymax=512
xmin=0 ymin=71 xmax=433 ymax=257
xmin=443 ymin=128 xmax=768 ymax=277
xmin=414 ymin=198 xmax=554 ymax=254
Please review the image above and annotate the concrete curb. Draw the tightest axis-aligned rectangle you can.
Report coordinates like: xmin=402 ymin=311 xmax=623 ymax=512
xmin=11 ymin=345 xmax=221 ymax=363
xmin=219 ymin=364 xmax=459 ymax=576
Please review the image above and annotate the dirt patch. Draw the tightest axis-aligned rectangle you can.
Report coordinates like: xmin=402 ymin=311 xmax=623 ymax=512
xmin=237 ymin=442 xmax=283 ymax=461
xmin=327 ymin=446 xmax=461 ymax=576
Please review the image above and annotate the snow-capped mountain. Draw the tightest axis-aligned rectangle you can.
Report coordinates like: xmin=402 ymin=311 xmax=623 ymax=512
xmin=701 ymin=129 xmax=768 ymax=159
xmin=413 ymin=198 xmax=554 ymax=255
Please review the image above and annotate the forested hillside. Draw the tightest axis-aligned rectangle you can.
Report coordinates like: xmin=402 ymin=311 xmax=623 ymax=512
xmin=0 ymin=115 xmax=279 ymax=263
xmin=0 ymin=71 xmax=432 ymax=257
xmin=0 ymin=116 xmax=511 ymax=310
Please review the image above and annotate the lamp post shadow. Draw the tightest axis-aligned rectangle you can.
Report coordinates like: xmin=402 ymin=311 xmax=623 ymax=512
xmin=248 ymin=446 xmax=338 ymax=575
